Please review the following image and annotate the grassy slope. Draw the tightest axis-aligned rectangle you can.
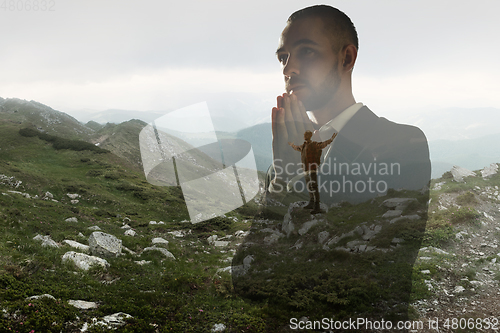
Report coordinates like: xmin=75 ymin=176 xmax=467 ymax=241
xmin=0 ymin=120 xmax=268 ymax=332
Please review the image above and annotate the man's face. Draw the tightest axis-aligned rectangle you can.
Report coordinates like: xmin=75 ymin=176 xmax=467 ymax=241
xmin=276 ymin=17 xmax=342 ymax=111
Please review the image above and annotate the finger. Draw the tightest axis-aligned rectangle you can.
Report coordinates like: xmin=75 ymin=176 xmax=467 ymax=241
xmin=282 ymin=94 xmax=298 ymax=140
xmin=290 ymin=94 xmax=306 ymax=136
xmin=277 ymin=95 xmax=283 ymax=109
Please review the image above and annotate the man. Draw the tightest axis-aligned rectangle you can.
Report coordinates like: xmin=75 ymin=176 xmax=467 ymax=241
xmin=288 ymin=130 xmax=337 ymax=213
xmin=234 ymin=5 xmax=430 ymax=327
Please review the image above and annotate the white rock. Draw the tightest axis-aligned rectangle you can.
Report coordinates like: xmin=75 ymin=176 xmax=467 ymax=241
xmin=382 ymin=210 xmax=403 ymax=218
xmin=421 ymin=270 xmax=431 ymax=274
xmin=211 ymin=323 xmax=226 ymax=332
xmin=68 ymin=300 xmax=98 ymax=309
xmin=318 ymin=231 xmax=330 ymax=244
xmin=451 ymin=165 xmax=475 ymax=182
xmin=62 ymin=251 xmax=109 ymax=271
xmin=26 ymin=294 xmax=56 ymax=301
xmin=65 ymin=217 xmax=78 ymax=223
xmin=207 ymin=235 xmax=218 ymax=245
xmin=88 ymin=232 xmax=122 ymax=258
xmin=234 ymin=230 xmax=249 ymax=238
xmin=33 ymin=234 xmax=59 ymax=248
xmin=381 ymin=198 xmax=417 ymax=208
xmin=67 ymin=193 xmax=80 ymax=199
xmin=168 ymin=230 xmax=185 ymax=237
xmin=482 ymin=163 xmax=498 ymax=179
xmin=213 ymin=241 xmax=230 ymax=247
xmin=149 ymin=221 xmax=157 ymax=225
xmin=63 ymin=240 xmax=90 ymax=253
xmin=134 ymin=260 xmax=151 ymax=265
xmin=44 ymin=191 xmax=54 ymax=199
xmin=124 ymin=229 xmax=136 ymax=237
xmin=142 ymin=246 xmax=176 ymax=259
xmin=151 ymin=237 xmax=169 ymax=246
xmin=121 ymin=224 xmax=131 ymax=229
xmin=88 ymin=226 xmax=101 ymax=231
xmin=298 ymin=219 xmax=319 ymax=235
xmin=453 ymin=286 xmax=466 ymax=293
xmin=70 ymin=200 xmax=79 ymax=204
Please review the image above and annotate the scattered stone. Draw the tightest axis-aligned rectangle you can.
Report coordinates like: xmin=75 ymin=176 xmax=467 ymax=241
xmin=63 ymin=240 xmax=90 ymax=252
xmin=234 ymin=230 xmax=249 ymax=238
xmin=33 ymin=234 xmax=59 ymax=248
xmin=68 ymin=300 xmax=98 ymax=310
xmin=421 ymin=270 xmax=431 ymax=274
xmin=88 ymin=226 xmax=101 ymax=231
xmin=211 ymin=323 xmax=226 ymax=332
xmin=67 ymin=193 xmax=80 ymax=199
xmin=142 ymin=247 xmax=176 ymax=259
xmin=88 ymin=232 xmax=122 ymax=258
xmin=62 ymin=251 xmax=109 ymax=271
xmin=207 ymin=235 xmax=218 ymax=245
xmin=450 ymin=165 xmax=475 ymax=182
xmin=318 ymin=231 xmax=330 ymax=244
xmin=433 ymin=182 xmax=445 ymax=190
xmin=361 ymin=224 xmax=382 ymax=240
xmin=65 ymin=217 xmax=78 ymax=223
xmin=151 ymin=237 xmax=169 ymax=246
xmin=124 ymin=229 xmax=136 ymax=237
xmin=382 ymin=210 xmax=403 ymax=218
xmin=134 ymin=260 xmax=151 ymax=265
xmin=381 ymin=198 xmax=417 ymax=208
xmin=43 ymin=191 xmax=54 ymax=200
xmin=123 ymin=217 xmax=131 ymax=222
xmin=391 ymin=237 xmax=405 ymax=244
xmin=149 ymin=221 xmax=157 ymax=225
xmin=420 ymin=246 xmax=449 ymax=255
xmin=70 ymin=199 xmax=79 ymax=204
xmin=298 ymin=219 xmax=319 ymax=235
xmin=26 ymin=294 xmax=56 ymax=301
xmin=453 ymin=286 xmax=466 ymax=293
xmin=168 ymin=230 xmax=186 ymax=237
xmin=121 ymin=246 xmax=136 ymax=255
xmin=120 ymin=224 xmax=131 ymax=229
xmin=482 ymin=163 xmax=498 ymax=179
xmin=282 ymin=212 xmax=294 ymax=237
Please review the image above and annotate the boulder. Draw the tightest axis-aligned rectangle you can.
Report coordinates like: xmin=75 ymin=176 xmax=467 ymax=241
xmin=88 ymin=232 xmax=122 ymax=258
xmin=151 ymin=237 xmax=169 ymax=246
xmin=26 ymin=294 xmax=56 ymax=301
xmin=33 ymin=234 xmax=59 ymax=248
xmin=65 ymin=217 xmax=78 ymax=223
xmin=63 ymin=240 xmax=89 ymax=252
xmin=62 ymin=251 xmax=109 ymax=270
xmin=450 ymin=165 xmax=475 ymax=182
xmin=482 ymin=163 xmax=498 ymax=179
xmin=124 ymin=229 xmax=136 ymax=237
xmin=67 ymin=193 xmax=80 ymax=199
xmin=142 ymin=246 xmax=176 ymax=259
xmin=68 ymin=300 xmax=98 ymax=309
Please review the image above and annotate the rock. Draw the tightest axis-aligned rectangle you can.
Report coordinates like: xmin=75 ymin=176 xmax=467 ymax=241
xmin=450 ymin=165 xmax=475 ymax=182
xmin=390 ymin=214 xmax=420 ymax=224
xmin=101 ymin=312 xmax=132 ymax=328
xmin=213 ymin=241 xmax=230 ymax=247
xmin=382 ymin=210 xmax=402 ymax=218
xmin=298 ymin=219 xmax=319 ymax=235
xmin=123 ymin=217 xmax=131 ymax=222
xmin=70 ymin=200 xmax=79 ymax=204
xmin=65 ymin=217 xmax=78 ymax=223
xmin=420 ymin=246 xmax=449 ymax=255
xmin=121 ymin=224 xmax=131 ymax=229
xmin=361 ymin=224 xmax=382 ymax=240
xmin=68 ymin=300 xmax=98 ymax=310
xmin=142 ymin=246 xmax=176 ymax=259
xmin=391 ymin=238 xmax=405 ymax=244
xmin=151 ymin=237 xmax=169 ymax=246
xmin=456 ymin=232 xmax=465 ymax=240
xmin=134 ymin=260 xmax=151 ymax=265
xmin=63 ymin=240 xmax=90 ymax=252
xmin=282 ymin=213 xmax=294 ymax=237
xmin=62 ymin=251 xmax=109 ymax=270
xmin=168 ymin=230 xmax=186 ymax=237
xmin=88 ymin=226 xmax=101 ymax=231
xmin=433 ymin=181 xmax=445 ymax=190
xmin=381 ymin=198 xmax=417 ymax=208
xmin=207 ymin=235 xmax=218 ymax=245
xmin=453 ymin=286 xmax=465 ymax=293
xmin=211 ymin=323 xmax=226 ymax=332
xmin=67 ymin=193 xmax=80 ymax=199
xmin=318 ymin=231 xmax=330 ymax=244
xmin=124 ymin=229 xmax=136 ymax=237
xmin=26 ymin=294 xmax=56 ymax=301
xmin=290 ymin=240 xmax=303 ymax=250
xmin=33 ymin=234 xmax=59 ymax=248
xmin=88 ymin=232 xmax=122 ymax=258
xmin=149 ymin=221 xmax=157 ymax=225
xmin=43 ymin=191 xmax=54 ymax=200
xmin=234 ymin=230 xmax=249 ymax=238
xmin=421 ymin=270 xmax=431 ymax=274
xmin=482 ymin=163 xmax=498 ymax=179
xmin=122 ymin=246 xmax=136 ymax=255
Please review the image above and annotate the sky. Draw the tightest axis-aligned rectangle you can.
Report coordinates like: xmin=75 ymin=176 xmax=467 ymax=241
xmin=1 ymin=0 xmax=500 ymax=127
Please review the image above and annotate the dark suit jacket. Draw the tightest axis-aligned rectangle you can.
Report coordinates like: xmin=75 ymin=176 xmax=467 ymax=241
xmin=267 ymin=106 xmax=431 ymax=205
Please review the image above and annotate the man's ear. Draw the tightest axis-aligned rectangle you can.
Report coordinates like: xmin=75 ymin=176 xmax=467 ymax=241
xmin=341 ymin=44 xmax=357 ymax=72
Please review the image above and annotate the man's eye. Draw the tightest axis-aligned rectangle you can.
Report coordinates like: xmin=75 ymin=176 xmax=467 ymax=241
xmin=300 ymin=48 xmax=314 ymax=56
xmin=278 ymin=55 xmax=288 ymax=64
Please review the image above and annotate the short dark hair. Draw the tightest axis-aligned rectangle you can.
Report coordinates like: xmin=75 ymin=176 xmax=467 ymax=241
xmin=287 ymin=5 xmax=359 ymax=51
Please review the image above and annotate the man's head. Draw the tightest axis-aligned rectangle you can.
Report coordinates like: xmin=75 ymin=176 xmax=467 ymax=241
xmin=304 ymin=130 xmax=313 ymax=141
xmin=276 ymin=5 xmax=358 ymax=114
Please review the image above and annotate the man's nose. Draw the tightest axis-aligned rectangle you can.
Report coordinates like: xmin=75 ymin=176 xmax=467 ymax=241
xmin=283 ymin=55 xmax=299 ymax=77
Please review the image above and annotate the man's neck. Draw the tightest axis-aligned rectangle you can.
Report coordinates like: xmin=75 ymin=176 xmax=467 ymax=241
xmin=308 ymin=96 xmax=356 ymax=128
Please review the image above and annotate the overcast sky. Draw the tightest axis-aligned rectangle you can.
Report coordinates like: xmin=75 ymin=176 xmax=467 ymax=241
xmin=1 ymin=0 xmax=499 ymax=126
